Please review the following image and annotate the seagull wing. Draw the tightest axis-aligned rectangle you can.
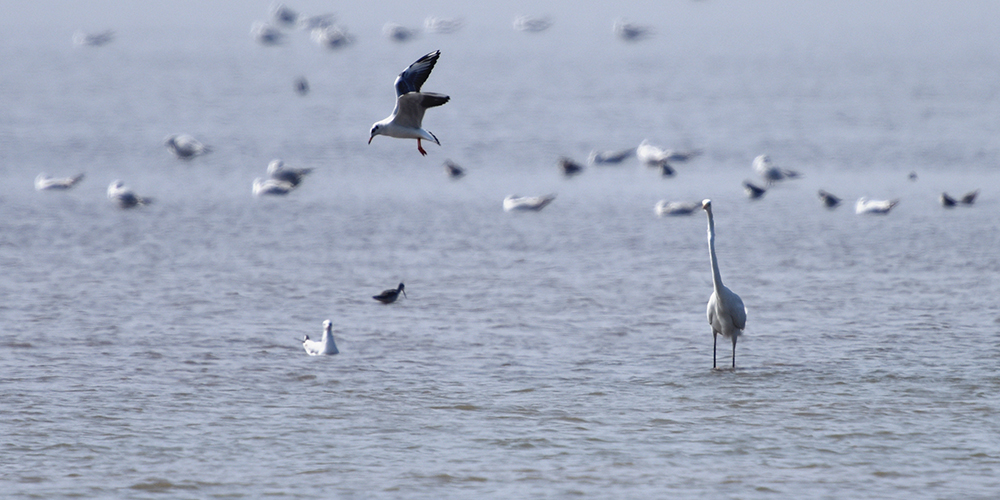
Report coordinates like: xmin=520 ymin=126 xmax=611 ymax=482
xmin=393 ymin=92 xmax=450 ymax=129
xmin=394 ymin=50 xmax=441 ymax=97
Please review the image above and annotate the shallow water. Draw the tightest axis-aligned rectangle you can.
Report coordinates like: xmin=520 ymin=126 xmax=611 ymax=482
xmin=2 ymin=2 xmax=1000 ymax=498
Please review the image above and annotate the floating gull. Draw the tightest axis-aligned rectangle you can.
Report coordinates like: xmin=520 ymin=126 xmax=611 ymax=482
xmin=369 ymin=50 xmax=450 ymax=156
xmin=743 ymin=180 xmax=766 ymax=200
xmin=588 ymin=148 xmax=634 ymax=165
xmin=164 ymin=134 xmax=211 ymax=159
xmin=558 ymin=157 xmax=584 ymax=177
xmin=659 ymin=161 xmax=675 ymax=177
xmin=107 ymin=180 xmax=151 ymax=208
xmin=302 ymin=320 xmax=339 ymax=356
xmin=818 ymin=189 xmax=841 ymax=208
xmin=637 ymin=139 xmax=671 ymax=166
xmin=753 ymin=154 xmax=800 ymax=183
xmin=425 ymin=16 xmax=463 ymax=34
xmin=373 ymin=283 xmax=406 ymax=304
xmin=940 ymin=192 xmax=958 ymax=208
xmin=855 ymin=197 xmax=899 ymax=215
xmin=251 ymin=21 xmax=285 ymax=45
xmin=383 ymin=22 xmax=419 ymax=42
xmin=294 ymin=76 xmax=309 ymax=95
xmin=961 ymin=190 xmax=979 ymax=205
xmin=298 ymin=14 xmax=335 ymax=31
xmin=444 ymin=160 xmax=465 ymax=179
xmin=267 ymin=159 xmax=312 ymax=187
xmin=73 ymin=30 xmax=114 ymax=47
xmin=270 ymin=3 xmax=298 ymax=27
xmin=613 ymin=19 xmax=653 ymax=42
xmin=503 ymin=194 xmax=556 ymax=212
xmin=253 ymin=177 xmax=296 ymax=196
xmin=311 ymin=25 xmax=353 ymax=49
xmin=513 ymin=15 xmax=552 ymax=32
xmin=35 ymin=173 xmax=85 ymax=191
xmin=637 ymin=140 xmax=700 ymax=165
xmin=655 ymin=200 xmax=700 ymax=217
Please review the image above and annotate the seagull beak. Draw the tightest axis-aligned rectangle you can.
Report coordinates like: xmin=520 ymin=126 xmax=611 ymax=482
xmin=368 ymin=136 xmax=374 ymax=145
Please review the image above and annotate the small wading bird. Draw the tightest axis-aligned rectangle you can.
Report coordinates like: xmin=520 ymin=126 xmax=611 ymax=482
xmin=302 ymin=320 xmax=339 ymax=356
xmin=373 ymin=283 xmax=406 ymax=304
xmin=369 ymin=50 xmax=450 ymax=156
xmin=702 ymin=199 xmax=747 ymax=369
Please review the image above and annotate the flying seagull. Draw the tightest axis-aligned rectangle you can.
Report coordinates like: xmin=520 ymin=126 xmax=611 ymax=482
xmin=369 ymin=50 xmax=450 ymax=156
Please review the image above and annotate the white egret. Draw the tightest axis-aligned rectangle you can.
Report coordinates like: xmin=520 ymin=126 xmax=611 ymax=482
xmin=702 ymin=199 xmax=747 ymax=369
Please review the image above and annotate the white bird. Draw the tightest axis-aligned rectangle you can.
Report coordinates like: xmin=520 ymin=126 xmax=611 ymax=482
xmin=702 ymin=199 xmax=746 ymax=369
xmin=637 ymin=139 xmax=670 ymax=166
xmin=107 ymin=180 xmax=151 ymax=208
xmin=588 ymin=148 xmax=635 ymax=165
xmin=310 ymin=25 xmax=353 ymax=49
xmin=302 ymin=320 xmax=339 ymax=355
xmin=753 ymin=155 xmax=800 ymax=183
xmin=383 ymin=22 xmax=419 ymax=42
xmin=252 ymin=177 xmax=295 ymax=196
xmin=35 ymin=173 xmax=85 ymax=191
xmin=855 ymin=197 xmax=899 ymax=215
xmin=369 ymin=50 xmax=450 ymax=156
xmin=164 ymin=134 xmax=211 ymax=159
xmin=655 ymin=200 xmax=700 ymax=217
xmin=424 ymin=16 xmax=463 ymax=34
xmin=513 ymin=15 xmax=552 ymax=32
xmin=251 ymin=21 xmax=285 ymax=45
xmin=72 ymin=30 xmax=114 ymax=47
xmin=503 ymin=194 xmax=556 ymax=212
xmin=613 ymin=19 xmax=653 ymax=41
xmin=266 ymin=159 xmax=312 ymax=187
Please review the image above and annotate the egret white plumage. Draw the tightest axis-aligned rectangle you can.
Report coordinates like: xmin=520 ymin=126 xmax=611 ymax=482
xmin=702 ymin=199 xmax=747 ymax=369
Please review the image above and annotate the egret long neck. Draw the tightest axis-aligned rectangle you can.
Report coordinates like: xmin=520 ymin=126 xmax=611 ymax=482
xmin=707 ymin=211 xmax=724 ymax=293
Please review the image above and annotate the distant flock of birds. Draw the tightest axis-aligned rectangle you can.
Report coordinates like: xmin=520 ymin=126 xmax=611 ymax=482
xmin=64 ymin=4 xmax=982 ymax=364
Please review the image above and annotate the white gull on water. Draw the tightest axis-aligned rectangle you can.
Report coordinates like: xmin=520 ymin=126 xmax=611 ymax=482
xmin=107 ymin=180 xmax=151 ymax=208
xmin=368 ymin=50 xmax=450 ymax=156
xmin=267 ymin=159 xmax=311 ymax=187
xmin=164 ymin=134 xmax=211 ymax=159
xmin=503 ymin=194 xmax=556 ymax=212
xmin=302 ymin=320 xmax=339 ymax=355
xmin=35 ymin=173 xmax=84 ymax=190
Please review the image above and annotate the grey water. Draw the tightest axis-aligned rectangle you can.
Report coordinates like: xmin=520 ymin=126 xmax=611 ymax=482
xmin=2 ymin=1 xmax=1000 ymax=498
